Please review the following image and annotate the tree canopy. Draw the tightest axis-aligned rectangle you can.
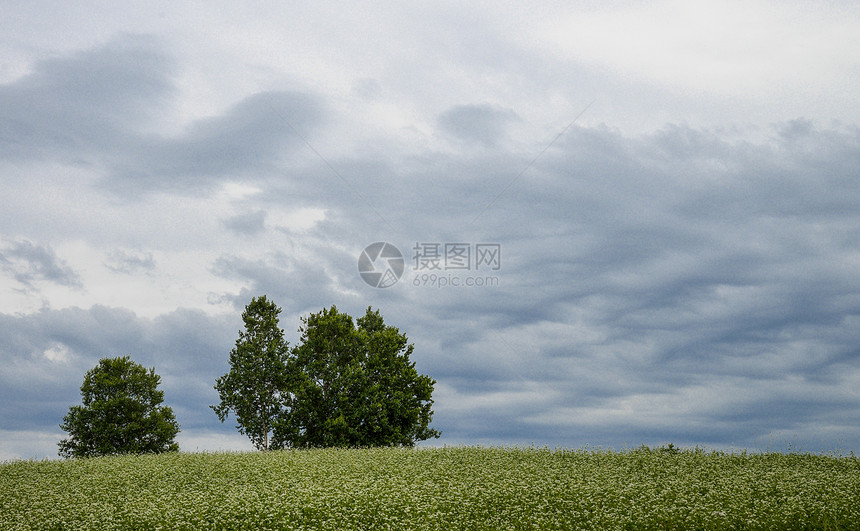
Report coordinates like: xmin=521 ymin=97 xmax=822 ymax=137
xmin=213 ymin=298 xmax=439 ymax=449
xmin=58 ymin=356 xmax=180 ymax=458
xmin=274 ymin=306 xmax=439 ymax=448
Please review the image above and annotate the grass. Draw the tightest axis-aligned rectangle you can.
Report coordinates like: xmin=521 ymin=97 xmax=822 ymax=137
xmin=1 ymin=445 xmax=859 ymax=530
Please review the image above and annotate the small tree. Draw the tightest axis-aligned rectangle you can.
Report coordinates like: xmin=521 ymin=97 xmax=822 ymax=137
xmin=273 ymin=306 xmax=439 ymax=448
xmin=58 ymin=356 xmax=180 ymax=458
xmin=212 ymin=295 xmax=290 ymax=450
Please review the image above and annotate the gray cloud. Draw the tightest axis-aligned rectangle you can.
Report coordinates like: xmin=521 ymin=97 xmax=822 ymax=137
xmin=0 ymin=239 xmax=81 ymax=289
xmin=4 ymin=118 xmax=860 ymax=458
xmin=0 ymin=305 xmax=241 ymax=451
xmin=0 ymin=34 xmax=173 ymax=163
xmin=209 ymin=242 xmax=367 ymax=319
xmin=106 ymin=90 xmax=324 ymax=195
xmin=104 ymin=249 xmax=156 ymax=274
xmin=340 ymin=120 xmax=860 ymax=451
xmin=222 ymin=210 xmax=266 ymax=236
xmin=0 ymin=36 xmax=325 ymax=198
xmin=438 ymin=103 xmax=519 ymax=147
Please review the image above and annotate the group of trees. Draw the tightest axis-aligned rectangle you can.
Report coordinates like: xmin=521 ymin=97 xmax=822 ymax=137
xmin=58 ymin=297 xmax=439 ymax=458
xmin=213 ymin=297 xmax=439 ymax=450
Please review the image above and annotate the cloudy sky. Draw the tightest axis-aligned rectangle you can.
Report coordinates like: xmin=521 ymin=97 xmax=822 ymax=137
xmin=2 ymin=1 xmax=860 ymax=459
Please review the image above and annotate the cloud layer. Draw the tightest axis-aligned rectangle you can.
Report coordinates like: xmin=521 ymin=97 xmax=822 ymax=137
xmin=2 ymin=3 xmax=859 ymax=459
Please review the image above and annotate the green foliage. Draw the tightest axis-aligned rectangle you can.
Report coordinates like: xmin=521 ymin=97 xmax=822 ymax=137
xmin=4 ymin=447 xmax=860 ymax=529
xmin=212 ymin=295 xmax=290 ymax=451
xmin=213 ymin=298 xmax=439 ymax=449
xmin=274 ymin=306 xmax=440 ymax=448
xmin=58 ymin=356 xmax=180 ymax=458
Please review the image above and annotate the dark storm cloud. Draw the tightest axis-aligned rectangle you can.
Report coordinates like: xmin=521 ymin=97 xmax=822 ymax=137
xmin=0 ymin=239 xmax=81 ymax=289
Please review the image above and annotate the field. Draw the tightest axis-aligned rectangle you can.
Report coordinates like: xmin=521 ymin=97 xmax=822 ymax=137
xmin=1 ymin=446 xmax=859 ymax=530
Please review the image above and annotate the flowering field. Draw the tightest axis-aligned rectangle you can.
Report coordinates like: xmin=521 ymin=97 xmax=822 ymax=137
xmin=1 ymin=446 xmax=858 ymax=529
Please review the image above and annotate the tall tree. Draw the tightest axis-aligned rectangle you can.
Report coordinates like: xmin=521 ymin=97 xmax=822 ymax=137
xmin=58 ymin=356 xmax=180 ymax=458
xmin=273 ymin=306 xmax=439 ymax=448
xmin=212 ymin=295 xmax=290 ymax=451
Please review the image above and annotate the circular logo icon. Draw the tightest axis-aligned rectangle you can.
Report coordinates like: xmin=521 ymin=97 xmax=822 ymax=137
xmin=358 ymin=242 xmax=404 ymax=288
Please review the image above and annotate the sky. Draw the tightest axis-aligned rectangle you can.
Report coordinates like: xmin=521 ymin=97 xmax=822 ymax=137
xmin=2 ymin=1 xmax=860 ymax=460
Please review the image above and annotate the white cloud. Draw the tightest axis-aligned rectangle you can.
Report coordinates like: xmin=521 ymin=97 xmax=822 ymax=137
xmin=547 ymin=1 xmax=859 ymax=93
xmin=42 ymin=342 xmax=72 ymax=363
xmin=541 ymin=1 xmax=860 ymax=131
xmin=268 ymin=208 xmax=327 ymax=233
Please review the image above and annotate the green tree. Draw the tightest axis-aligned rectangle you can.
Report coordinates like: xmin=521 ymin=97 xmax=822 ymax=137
xmin=58 ymin=356 xmax=180 ymax=458
xmin=212 ymin=295 xmax=290 ymax=451
xmin=273 ymin=306 xmax=439 ymax=448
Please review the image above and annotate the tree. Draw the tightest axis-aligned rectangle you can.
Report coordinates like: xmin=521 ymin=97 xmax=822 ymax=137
xmin=58 ymin=356 xmax=180 ymax=458
xmin=212 ymin=295 xmax=290 ymax=451
xmin=273 ymin=306 xmax=439 ymax=448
